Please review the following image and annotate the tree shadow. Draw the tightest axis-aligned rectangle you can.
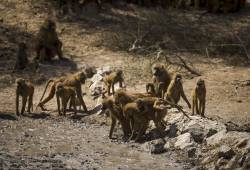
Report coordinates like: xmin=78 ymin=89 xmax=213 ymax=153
xmin=0 ymin=112 xmax=17 ymax=121
xmin=24 ymin=112 xmax=51 ymax=119
xmin=53 ymin=2 xmax=250 ymax=67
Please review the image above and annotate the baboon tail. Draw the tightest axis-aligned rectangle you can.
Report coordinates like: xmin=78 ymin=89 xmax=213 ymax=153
xmin=35 ymin=79 xmax=54 ymax=110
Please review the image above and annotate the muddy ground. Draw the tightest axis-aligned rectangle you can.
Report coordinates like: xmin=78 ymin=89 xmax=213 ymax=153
xmin=0 ymin=0 xmax=250 ymax=169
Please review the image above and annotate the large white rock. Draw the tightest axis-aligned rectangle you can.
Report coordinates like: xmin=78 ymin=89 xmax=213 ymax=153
xmin=174 ymin=133 xmax=194 ymax=149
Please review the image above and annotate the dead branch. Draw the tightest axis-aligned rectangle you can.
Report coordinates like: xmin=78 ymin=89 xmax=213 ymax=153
xmin=174 ymin=54 xmax=201 ymax=76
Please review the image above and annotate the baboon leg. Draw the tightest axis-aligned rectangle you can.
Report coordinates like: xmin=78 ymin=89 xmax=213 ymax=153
xmin=62 ymin=98 xmax=67 ymax=115
xmin=201 ymin=100 xmax=205 ymax=117
xmin=195 ymin=99 xmax=199 ymax=115
xmin=27 ymin=95 xmax=33 ymax=113
xmin=107 ymin=85 xmax=111 ymax=96
xmin=111 ymin=83 xmax=115 ymax=95
xmin=109 ymin=117 xmax=117 ymax=139
xmin=192 ymin=98 xmax=195 ymax=115
xmin=55 ymin=41 xmax=64 ymax=60
xmin=135 ymin=121 xmax=147 ymax=142
xmin=72 ymin=97 xmax=77 ymax=114
xmin=21 ymin=97 xmax=27 ymax=115
xmin=128 ymin=118 xmax=135 ymax=141
xmin=56 ymin=94 xmax=61 ymax=115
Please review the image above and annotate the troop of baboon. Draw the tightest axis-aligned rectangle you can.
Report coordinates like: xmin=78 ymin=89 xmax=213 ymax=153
xmin=13 ymin=18 xmax=208 ymax=142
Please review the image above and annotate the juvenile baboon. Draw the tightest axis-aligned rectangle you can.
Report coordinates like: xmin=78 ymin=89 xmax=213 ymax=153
xmin=55 ymin=83 xmax=77 ymax=115
xmin=16 ymin=78 xmax=34 ymax=116
xmin=35 ymin=19 xmax=64 ymax=62
xmin=14 ymin=42 xmax=28 ymax=70
xmin=135 ymin=97 xmax=168 ymax=132
xmin=101 ymin=94 xmax=131 ymax=139
xmin=37 ymin=66 xmax=96 ymax=112
xmin=124 ymin=97 xmax=169 ymax=142
xmin=123 ymin=102 xmax=149 ymax=142
xmin=191 ymin=79 xmax=206 ymax=117
xmin=150 ymin=63 xmax=171 ymax=98
xmin=165 ymin=73 xmax=191 ymax=109
xmin=103 ymin=69 xmax=124 ymax=95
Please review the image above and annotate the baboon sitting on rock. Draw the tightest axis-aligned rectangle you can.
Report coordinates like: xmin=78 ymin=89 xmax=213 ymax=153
xmin=35 ymin=19 xmax=65 ymax=62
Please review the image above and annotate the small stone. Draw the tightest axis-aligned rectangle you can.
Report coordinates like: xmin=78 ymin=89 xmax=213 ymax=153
xmin=142 ymin=138 xmax=166 ymax=154
xmin=217 ymin=145 xmax=235 ymax=160
xmin=174 ymin=133 xmax=194 ymax=149
xmin=168 ymin=123 xmax=178 ymax=138
xmin=206 ymin=129 xmax=218 ymax=138
xmin=235 ymin=138 xmax=248 ymax=148
xmin=187 ymin=147 xmax=196 ymax=158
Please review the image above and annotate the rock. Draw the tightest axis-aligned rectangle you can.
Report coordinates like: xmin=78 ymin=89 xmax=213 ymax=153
xmin=187 ymin=147 xmax=196 ymax=158
xmin=142 ymin=138 xmax=166 ymax=154
xmin=225 ymin=156 xmax=238 ymax=169
xmin=174 ymin=133 xmax=194 ymax=149
xmin=206 ymin=128 xmax=218 ymax=138
xmin=168 ymin=124 xmax=178 ymax=138
xmin=190 ymin=129 xmax=204 ymax=144
xmin=217 ymin=145 xmax=235 ymax=160
xmin=235 ymin=138 xmax=249 ymax=148
xmin=216 ymin=157 xmax=228 ymax=168
xmin=206 ymin=130 xmax=227 ymax=146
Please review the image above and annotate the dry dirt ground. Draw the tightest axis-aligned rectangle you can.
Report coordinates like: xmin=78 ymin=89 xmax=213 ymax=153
xmin=0 ymin=0 xmax=250 ymax=169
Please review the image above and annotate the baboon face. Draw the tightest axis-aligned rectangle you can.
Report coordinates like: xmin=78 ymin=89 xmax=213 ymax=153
xmin=135 ymin=99 xmax=144 ymax=111
xmin=197 ymin=79 xmax=205 ymax=87
xmin=84 ymin=66 xmax=97 ymax=79
xmin=16 ymin=78 xmax=26 ymax=86
xmin=174 ymin=74 xmax=182 ymax=83
xmin=44 ymin=19 xmax=56 ymax=31
xmin=152 ymin=63 xmax=165 ymax=76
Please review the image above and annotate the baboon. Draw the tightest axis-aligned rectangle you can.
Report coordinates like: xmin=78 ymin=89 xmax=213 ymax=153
xmin=124 ymin=97 xmax=169 ymax=141
xmin=101 ymin=94 xmax=131 ymax=139
xmin=37 ymin=66 xmax=96 ymax=112
xmin=103 ymin=69 xmax=124 ymax=95
xmin=150 ymin=63 xmax=171 ymax=98
xmin=14 ymin=42 xmax=28 ymax=70
xmin=191 ymin=79 xmax=206 ymax=117
xmin=55 ymin=83 xmax=77 ymax=115
xmin=123 ymin=102 xmax=149 ymax=142
xmin=135 ymin=97 xmax=168 ymax=131
xmin=165 ymin=73 xmax=191 ymax=109
xmin=16 ymin=78 xmax=34 ymax=116
xmin=35 ymin=19 xmax=64 ymax=62
xmin=114 ymin=89 xmax=154 ymax=108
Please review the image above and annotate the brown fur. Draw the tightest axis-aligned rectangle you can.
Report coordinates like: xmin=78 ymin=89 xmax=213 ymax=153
xmin=35 ymin=19 xmax=64 ymax=61
xmin=150 ymin=63 xmax=171 ymax=98
xmin=37 ymin=67 xmax=96 ymax=112
xmin=101 ymin=95 xmax=131 ymax=139
xmin=103 ymin=70 xmax=124 ymax=95
xmin=16 ymin=78 xmax=34 ymax=116
xmin=123 ymin=97 xmax=169 ymax=142
xmin=56 ymin=83 xmax=77 ymax=115
xmin=114 ymin=89 xmax=154 ymax=108
xmin=165 ymin=73 xmax=191 ymax=109
xmin=191 ymin=79 xmax=206 ymax=117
